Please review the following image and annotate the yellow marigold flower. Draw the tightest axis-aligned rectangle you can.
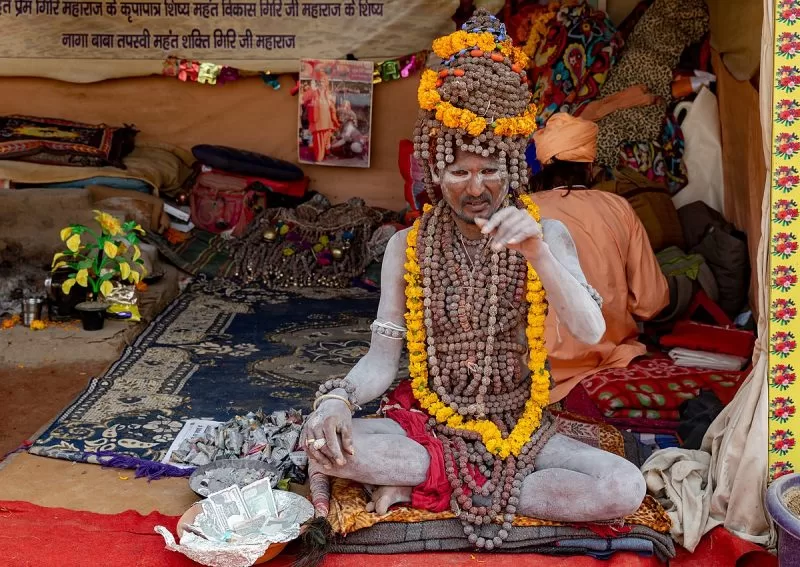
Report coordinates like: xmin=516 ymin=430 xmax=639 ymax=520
xmin=436 ymin=407 xmax=454 ymax=422
xmin=446 ymin=416 xmax=461 ymax=428
xmin=30 ymin=319 xmax=46 ymax=331
xmin=475 ymin=33 xmax=496 ymax=52
xmin=466 ymin=118 xmax=487 ymax=137
xmin=419 ymin=91 xmax=441 ymax=111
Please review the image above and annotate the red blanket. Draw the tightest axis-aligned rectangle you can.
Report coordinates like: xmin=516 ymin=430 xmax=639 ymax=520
xmin=581 ymin=354 xmax=746 ymax=421
xmin=0 ymin=501 xmax=774 ymax=567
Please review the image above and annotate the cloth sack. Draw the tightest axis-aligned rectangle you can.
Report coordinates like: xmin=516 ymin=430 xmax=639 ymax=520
xmin=671 ymin=88 xmax=725 ymax=214
xmin=654 ymin=246 xmax=719 ymax=323
xmin=192 ymin=144 xmax=304 ymax=182
xmin=594 ymin=168 xmax=684 ymax=252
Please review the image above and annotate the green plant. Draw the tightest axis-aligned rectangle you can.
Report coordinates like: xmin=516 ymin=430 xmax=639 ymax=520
xmin=52 ymin=210 xmax=147 ymax=299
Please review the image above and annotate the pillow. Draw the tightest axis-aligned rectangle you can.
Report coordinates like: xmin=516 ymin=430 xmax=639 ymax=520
xmin=0 ymin=115 xmax=137 ymax=169
xmin=192 ymin=145 xmax=303 ymax=181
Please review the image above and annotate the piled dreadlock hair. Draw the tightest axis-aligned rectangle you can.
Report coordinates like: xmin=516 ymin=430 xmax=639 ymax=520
xmin=412 ymin=8 xmax=537 ymax=204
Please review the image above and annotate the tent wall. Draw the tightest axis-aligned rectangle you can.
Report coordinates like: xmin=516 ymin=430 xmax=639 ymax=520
xmin=714 ymin=52 xmax=767 ymax=314
xmin=0 ymin=75 xmax=418 ymax=210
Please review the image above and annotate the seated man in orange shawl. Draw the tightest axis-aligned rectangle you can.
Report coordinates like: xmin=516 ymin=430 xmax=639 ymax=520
xmin=531 ymin=113 xmax=669 ymax=402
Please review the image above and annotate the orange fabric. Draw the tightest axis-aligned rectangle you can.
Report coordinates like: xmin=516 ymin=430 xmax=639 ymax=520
xmin=535 ymin=190 xmax=670 ymax=402
xmin=579 ymin=85 xmax=660 ymax=123
xmin=533 ymin=113 xmax=599 ymax=164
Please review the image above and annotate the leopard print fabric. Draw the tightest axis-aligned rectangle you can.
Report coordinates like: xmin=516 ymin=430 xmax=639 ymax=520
xmin=595 ymin=0 xmax=709 ymax=166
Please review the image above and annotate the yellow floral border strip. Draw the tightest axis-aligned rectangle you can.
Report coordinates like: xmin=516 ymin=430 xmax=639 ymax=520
xmin=769 ymin=0 xmax=800 ymax=480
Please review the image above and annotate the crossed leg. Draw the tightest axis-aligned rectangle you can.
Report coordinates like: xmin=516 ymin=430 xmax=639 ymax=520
xmin=520 ymin=433 xmax=646 ymax=521
xmin=315 ymin=419 xmax=645 ymax=520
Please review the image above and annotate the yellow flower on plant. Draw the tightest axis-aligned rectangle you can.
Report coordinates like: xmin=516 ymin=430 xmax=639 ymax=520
xmin=60 ymin=227 xmax=73 ymax=241
xmin=51 ymin=252 xmax=68 ymax=268
xmin=93 ymin=210 xmax=123 ymax=236
xmin=75 ymin=269 xmax=89 ymax=287
xmin=100 ymin=280 xmax=114 ymax=298
xmin=103 ymin=241 xmax=118 ymax=259
xmin=119 ymin=261 xmax=131 ymax=280
xmin=61 ymin=278 xmax=76 ymax=294
xmin=66 ymin=234 xmax=81 ymax=253
xmin=133 ymin=245 xmax=141 ymax=263
xmin=130 ymin=270 xmax=141 ymax=284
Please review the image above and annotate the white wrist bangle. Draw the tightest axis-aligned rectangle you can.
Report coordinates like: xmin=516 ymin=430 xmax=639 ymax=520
xmin=313 ymin=394 xmax=358 ymax=412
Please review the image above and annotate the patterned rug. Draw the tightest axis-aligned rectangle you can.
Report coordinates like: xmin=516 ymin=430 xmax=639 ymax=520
xmin=29 ymin=278 xmax=395 ymax=465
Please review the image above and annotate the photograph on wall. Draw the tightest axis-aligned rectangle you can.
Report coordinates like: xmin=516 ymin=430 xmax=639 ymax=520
xmin=298 ymin=59 xmax=374 ymax=168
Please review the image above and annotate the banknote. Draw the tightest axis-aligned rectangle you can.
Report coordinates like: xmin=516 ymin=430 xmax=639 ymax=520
xmin=241 ymin=477 xmax=278 ymax=518
xmin=206 ymin=484 xmax=252 ymax=530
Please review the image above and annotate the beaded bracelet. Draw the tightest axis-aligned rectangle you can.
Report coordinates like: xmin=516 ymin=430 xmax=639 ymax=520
xmin=315 ymin=377 xmax=360 ymax=413
xmin=370 ymin=319 xmax=407 ymax=340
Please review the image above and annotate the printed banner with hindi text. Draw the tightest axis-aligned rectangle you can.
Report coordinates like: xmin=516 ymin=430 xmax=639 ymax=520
xmin=0 ymin=0 xmax=498 ymax=82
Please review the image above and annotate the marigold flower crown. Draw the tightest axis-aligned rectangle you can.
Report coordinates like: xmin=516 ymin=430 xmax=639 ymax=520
xmin=418 ymin=29 xmax=537 ymax=138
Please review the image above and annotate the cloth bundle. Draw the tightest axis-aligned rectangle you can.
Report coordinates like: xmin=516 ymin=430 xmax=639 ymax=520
xmin=529 ymin=2 xmax=622 ymax=127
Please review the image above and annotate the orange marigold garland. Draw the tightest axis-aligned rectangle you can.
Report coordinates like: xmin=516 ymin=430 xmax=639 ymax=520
xmin=404 ymin=198 xmax=550 ymax=458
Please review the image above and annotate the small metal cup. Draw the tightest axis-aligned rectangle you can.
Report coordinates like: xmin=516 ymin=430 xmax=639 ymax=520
xmin=22 ymin=297 xmax=44 ymax=327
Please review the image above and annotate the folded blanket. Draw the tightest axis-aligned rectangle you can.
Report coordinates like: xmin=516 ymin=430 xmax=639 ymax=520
xmin=0 ymin=143 xmax=192 ymax=195
xmin=331 ymin=520 xmax=675 ymax=561
xmin=668 ymin=348 xmax=748 ymax=371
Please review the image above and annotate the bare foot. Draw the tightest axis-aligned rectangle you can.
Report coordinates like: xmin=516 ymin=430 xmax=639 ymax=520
xmin=364 ymin=485 xmax=413 ymax=515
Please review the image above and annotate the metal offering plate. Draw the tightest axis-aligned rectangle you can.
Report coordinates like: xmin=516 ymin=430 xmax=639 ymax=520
xmin=189 ymin=459 xmax=280 ymax=497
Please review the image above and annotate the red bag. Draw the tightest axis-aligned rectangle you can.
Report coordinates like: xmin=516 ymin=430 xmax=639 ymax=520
xmin=190 ymin=168 xmax=268 ymax=237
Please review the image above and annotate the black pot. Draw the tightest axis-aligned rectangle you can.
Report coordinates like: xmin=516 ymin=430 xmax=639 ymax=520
xmin=75 ymin=301 xmax=107 ymax=331
xmin=45 ymin=269 xmax=88 ymax=321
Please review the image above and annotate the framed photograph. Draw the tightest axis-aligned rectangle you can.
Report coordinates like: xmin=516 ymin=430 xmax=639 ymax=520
xmin=298 ymin=59 xmax=374 ymax=168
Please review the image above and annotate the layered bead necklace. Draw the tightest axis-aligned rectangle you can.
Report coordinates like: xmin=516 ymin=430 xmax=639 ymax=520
xmin=405 ymin=198 xmax=556 ymax=549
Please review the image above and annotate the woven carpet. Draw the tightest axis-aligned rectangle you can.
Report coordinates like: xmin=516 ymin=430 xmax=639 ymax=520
xmin=29 ymin=277 xmax=388 ymax=466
